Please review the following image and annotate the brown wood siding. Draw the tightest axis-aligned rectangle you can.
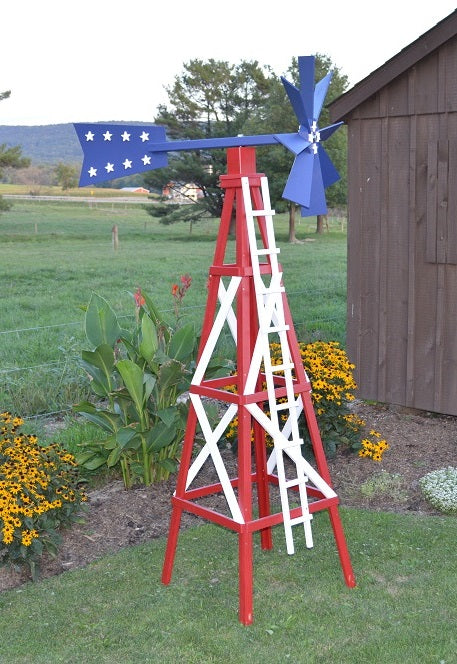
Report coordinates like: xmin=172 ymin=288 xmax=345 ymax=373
xmin=331 ymin=16 xmax=457 ymax=415
xmin=345 ymin=41 xmax=457 ymax=414
xmin=346 ymin=119 xmax=382 ymax=399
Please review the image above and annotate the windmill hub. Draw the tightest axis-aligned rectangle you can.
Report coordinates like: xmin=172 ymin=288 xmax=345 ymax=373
xmin=308 ymin=121 xmax=321 ymax=146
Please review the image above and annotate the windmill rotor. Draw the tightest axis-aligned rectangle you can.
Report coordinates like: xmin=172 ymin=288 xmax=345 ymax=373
xmin=74 ymin=56 xmax=343 ymax=217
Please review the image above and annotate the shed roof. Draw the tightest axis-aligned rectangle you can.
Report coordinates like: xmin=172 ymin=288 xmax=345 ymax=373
xmin=329 ymin=9 xmax=457 ymax=122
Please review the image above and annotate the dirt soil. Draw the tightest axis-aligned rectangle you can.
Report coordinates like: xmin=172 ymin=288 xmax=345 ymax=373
xmin=1 ymin=401 xmax=456 ymax=593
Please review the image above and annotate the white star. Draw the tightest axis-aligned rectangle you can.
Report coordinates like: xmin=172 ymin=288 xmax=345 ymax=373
xmin=103 ymin=131 xmax=112 ymax=141
xmin=85 ymin=131 xmax=95 ymax=141
xmin=121 ymin=131 xmax=131 ymax=142
xmin=123 ymin=159 xmax=132 ymax=169
xmin=105 ymin=162 xmax=114 ymax=173
xmin=88 ymin=166 xmax=97 ymax=177
xmin=140 ymin=131 xmax=149 ymax=142
xmin=141 ymin=154 xmax=151 ymax=165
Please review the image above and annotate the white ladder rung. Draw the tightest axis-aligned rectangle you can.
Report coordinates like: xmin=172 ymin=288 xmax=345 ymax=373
xmin=290 ymin=514 xmax=313 ymax=527
xmin=275 ymin=400 xmax=296 ymax=411
xmin=251 ymin=209 xmax=274 ymax=217
xmin=254 ymin=247 xmax=280 ymax=256
xmin=270 ymin=362 xmax=294 ymax=373
xmin=284 ymin=477 xmax=308 ymax=489
xmin=261 ymin=285 xmax=285 ymax=295
xmin=267 ymin=324 xmax=290 ymax=334
xmin=274 ymin=437 xmax=303 ymax=452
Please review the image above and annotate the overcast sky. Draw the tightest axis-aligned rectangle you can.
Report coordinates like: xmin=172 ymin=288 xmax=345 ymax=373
xmin=1 ymin=1 xmax=456 ymax=126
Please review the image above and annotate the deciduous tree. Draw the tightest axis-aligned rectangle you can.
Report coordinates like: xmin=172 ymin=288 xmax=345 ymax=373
xmin=54 ymin=162 xmax=78 ymax=190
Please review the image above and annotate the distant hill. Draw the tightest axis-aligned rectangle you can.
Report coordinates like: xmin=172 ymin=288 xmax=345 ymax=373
xmin=0 ymin=124 xmax=83 ymax=164
xmin=0 ymin=121 xmax=153 ymax=165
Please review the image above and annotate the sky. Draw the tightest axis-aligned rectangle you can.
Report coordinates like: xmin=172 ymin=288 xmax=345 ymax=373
xmin=1 ymin=1 xmax=456 ymax=126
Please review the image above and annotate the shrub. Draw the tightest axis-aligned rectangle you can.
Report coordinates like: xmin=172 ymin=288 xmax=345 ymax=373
xmin=0 ymin=412 xmax=87 ymax=578
xmin=75 ymin=288 xmax=196 ymax=488
xmin=419 ymin=467 xmax=457 ymax=514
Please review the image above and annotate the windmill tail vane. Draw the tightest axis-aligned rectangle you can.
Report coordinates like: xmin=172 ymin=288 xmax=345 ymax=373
xmin=74 ymin=56 xmax=343 ymax=217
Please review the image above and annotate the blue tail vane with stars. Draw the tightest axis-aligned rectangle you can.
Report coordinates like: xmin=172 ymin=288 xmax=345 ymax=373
xmin=74 ymin=56 xmax=343 ymax=217
xmin=74 ymin=123 xmax=168 ymax=187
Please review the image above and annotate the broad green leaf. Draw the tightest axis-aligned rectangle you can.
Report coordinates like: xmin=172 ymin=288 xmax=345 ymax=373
xmin=139 ymin=314 xmax=158 ymax=362
xmin=78 ymin=453 xmax=109 ymax=470
xmin=85 ymin=293 xmax=122 ymax=348
xmin=115 ymin=427 xmax=139 ymax=450
xmin=158 ymin=458 xmax=178 ymax=473
xmin=156 ymin=359 xmax=184 ymax=394
xmin=107 ymin=447 xmax=122 ymax=467
xmin=157 ymin=407 xmax=178 ymax=427
xmin=168 ymin=322 xmax=195 ymax=361
xmin=73 ymin=402 xmax=121 ymax=433
xmin=81 ymin=344 xmax=115 ymax=395
xmin=141 ymin=291 xmax=172 ymax=343
xmin=146 ymin=421 xmax=177 ymax=452
xmin=117 ymin=359 xmax=145 ymax=419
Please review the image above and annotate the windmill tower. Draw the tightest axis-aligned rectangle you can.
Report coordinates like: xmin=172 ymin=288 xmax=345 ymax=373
xmin=75 ymin=56 xmax=356 ymax=625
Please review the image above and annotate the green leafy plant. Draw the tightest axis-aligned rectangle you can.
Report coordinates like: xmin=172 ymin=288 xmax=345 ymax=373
xmin=419 ymin=467 xmax=457 ymax=514
xmin=360 ymin=471 xmax=407 ymax=502
xmin=75 ymin=286 xmax=198 ymax=488
xmin=0 ymin=411 xmax=87 ymax=579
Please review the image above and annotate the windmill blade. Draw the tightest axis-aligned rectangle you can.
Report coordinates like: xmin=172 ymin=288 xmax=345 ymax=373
xmin=300 ymin=155 xmax=328 ymax=217
xmin=319 ymin=121 xmax=344 ymax=142
xmin=280 ymin=77 xmax=310 ymax=130
xmin=317 ymin=144 xmax=340 ymax=188
xmin=74 ymin=123 xmax=168 ymax=187
xmin=282 ymin=148 xmax=333 ymax=216
xmin=273 ymin=131 xmax=311 ymax=156
xmin=297 ymin=56 xmax=315 ymax=124
xmin=282 ymin=149 xmax=315 ymax=208
xmin=313 ymin=71 xmax=333 ymax=122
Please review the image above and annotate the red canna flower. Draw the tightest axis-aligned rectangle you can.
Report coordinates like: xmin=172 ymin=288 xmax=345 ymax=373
xmin=134 ymin=287 xmax=145 ymax=308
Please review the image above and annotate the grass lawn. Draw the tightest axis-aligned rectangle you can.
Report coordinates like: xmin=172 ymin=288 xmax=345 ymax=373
xmin=0 ymin=508 xmax=455 ymax=663
xmin=0 ymin=200 xmax=347 ymax=417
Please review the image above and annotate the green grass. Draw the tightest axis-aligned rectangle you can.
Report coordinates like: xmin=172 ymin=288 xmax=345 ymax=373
xmin=0 ymin=200 xmax=347 ymax=416
xmin=0 ymin=509 xmax=455 ymax=663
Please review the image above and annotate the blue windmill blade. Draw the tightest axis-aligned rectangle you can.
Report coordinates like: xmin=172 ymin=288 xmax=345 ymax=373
xmin=282 ymin=149 xmax=315 ymax=209
xmin=282 ymin=145 xmax=339 ymax=216
xmin=317 ymin=144 xmax=340 ymax=189
xmin=280 ymin=77 xmax=310 ymax=129
xmin=319 ymin=121 xmax=344 ymax=142
xmin=313 ymin=71 xmax=333 ymax=122
xmin=74 ymin=123 xmax=168 ymax=187
xmin=297 ymin=56 xmax=315 ymax=124
xmin=299 ymin=155 xmax=328 ymax=217
xmin=273 ymin=131 xmax=311 ymax=156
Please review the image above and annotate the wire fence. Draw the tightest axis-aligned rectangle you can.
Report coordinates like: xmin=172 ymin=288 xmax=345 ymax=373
xmin=0 ymin=286 xmax=346 ymax=421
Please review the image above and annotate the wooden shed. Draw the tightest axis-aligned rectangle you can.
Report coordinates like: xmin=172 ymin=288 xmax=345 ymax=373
xmin=328 ymin=10 xmax=457 ymax=416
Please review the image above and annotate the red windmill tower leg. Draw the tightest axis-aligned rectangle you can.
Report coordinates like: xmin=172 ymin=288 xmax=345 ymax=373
xmin=161 ymin=147 xmax=355 ymax=625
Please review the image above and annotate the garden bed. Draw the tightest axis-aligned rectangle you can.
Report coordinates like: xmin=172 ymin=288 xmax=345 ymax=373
xmin=1 ymin=400 xmax=456 ymax=593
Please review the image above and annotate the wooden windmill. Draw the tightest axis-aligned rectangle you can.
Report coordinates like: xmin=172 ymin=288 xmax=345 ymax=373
xmin=75 ymin=56 xmax=356 ymax=625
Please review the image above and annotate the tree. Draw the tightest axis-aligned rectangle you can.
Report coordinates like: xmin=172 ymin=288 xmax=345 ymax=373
xmin=0 ymin=90 xmax=30 ymax=213
xmin=143 ymin=55 xmax=349 ymax=239
xmin=143 ymin=59 xmax=276 ymax=229
xmin=54 ymin=162 xmax=78 ymax=190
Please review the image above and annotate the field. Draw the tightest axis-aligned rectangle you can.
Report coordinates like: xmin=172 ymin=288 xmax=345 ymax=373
xmin=0 ymin=198 xmax=347 ymax=418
